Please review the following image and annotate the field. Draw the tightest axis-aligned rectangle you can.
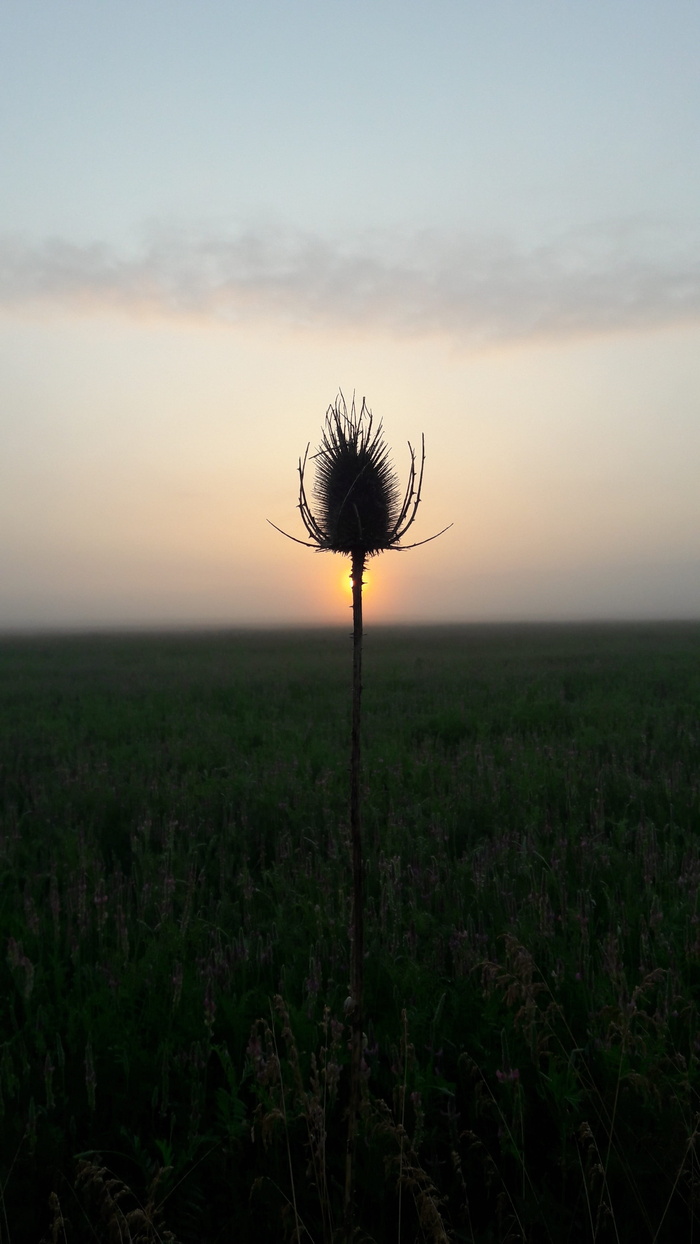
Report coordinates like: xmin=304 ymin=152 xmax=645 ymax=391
xmin=1 ymin=622 xmax=699 ymax=1242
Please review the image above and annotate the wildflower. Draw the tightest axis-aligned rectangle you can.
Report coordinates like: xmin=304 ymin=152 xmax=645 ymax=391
xmin=270 ymin=392 xmax=449 ymax=558
xmin=271 ymin=391 xmax=450 ymax=1224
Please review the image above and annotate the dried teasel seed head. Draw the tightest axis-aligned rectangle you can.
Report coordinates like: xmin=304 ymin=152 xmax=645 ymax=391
xmin=312 ymin=395 xmax=400 ymax=555
xmin=268 ymin=390 xmax=451 ymax=554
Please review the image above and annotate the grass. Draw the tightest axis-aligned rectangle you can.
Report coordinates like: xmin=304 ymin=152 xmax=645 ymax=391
xmin=1 ymin=621 xmax=699 ymax=1241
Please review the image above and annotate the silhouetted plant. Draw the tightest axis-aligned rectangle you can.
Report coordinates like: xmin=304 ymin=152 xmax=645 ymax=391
xmin=271 ymin=392 xmax=450 ymax=1231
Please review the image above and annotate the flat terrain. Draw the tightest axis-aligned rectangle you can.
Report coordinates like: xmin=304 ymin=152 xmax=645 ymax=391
xmin=1 ymin=623 xmax=699 ymax=1241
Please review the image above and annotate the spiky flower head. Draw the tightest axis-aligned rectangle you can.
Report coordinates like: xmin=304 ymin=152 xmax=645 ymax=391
xmin=269 ymin=392 xmax=450 ymax=556
xmin=312 ymin=395 xmax=400 ymax=555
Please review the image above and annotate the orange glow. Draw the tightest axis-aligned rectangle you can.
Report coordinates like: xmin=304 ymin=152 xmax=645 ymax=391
xmin=345 ymin=568 xmax=371 ymax=594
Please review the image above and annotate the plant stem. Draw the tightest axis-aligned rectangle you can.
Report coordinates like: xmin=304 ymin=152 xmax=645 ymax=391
xmin=345 ymin=548 xmax=365 ymax=1227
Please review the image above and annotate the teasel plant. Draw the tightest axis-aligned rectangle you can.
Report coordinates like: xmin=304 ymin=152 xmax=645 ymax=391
xmin=270 ymin=392 xmax=450 ymax=1230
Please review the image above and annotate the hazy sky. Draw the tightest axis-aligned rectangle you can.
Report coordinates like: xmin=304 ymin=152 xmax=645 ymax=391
xmin=2 ymin=1 xmax=699 ymax=628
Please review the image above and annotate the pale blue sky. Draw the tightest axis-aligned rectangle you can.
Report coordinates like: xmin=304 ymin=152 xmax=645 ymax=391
xmin=2 ymin=1 xmax=699 ymax=626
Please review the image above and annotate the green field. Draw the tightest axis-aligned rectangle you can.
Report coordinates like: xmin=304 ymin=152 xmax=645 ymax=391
xmin=1 ymin=623 xmax=699 ymax=1242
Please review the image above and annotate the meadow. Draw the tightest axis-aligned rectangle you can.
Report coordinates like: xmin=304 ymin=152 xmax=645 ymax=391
xmin=1 ymin=622 xmax=699 ymax=1242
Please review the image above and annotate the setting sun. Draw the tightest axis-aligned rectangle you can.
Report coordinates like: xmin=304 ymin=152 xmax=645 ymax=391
xmin=345 ymin=568 xmax=370 ymax=594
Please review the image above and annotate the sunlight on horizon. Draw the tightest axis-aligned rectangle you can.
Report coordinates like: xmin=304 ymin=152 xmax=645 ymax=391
xmin=1 ymin=5 xmax=699 ymax=628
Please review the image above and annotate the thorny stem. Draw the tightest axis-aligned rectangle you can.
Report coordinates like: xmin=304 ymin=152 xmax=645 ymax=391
xmin=345 ymin=548 xmax=365 ymax=1228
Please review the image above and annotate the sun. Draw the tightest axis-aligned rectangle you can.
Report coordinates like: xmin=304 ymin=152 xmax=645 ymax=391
xmin=343 ymin=567 xmax=370 ymax=594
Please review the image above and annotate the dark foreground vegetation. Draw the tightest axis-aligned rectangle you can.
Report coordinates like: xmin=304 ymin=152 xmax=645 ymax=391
xmin=1 ymin=622 xmax=699 ymax=1242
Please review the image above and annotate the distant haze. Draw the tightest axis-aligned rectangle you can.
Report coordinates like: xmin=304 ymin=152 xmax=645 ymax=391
xmin=2 ymin=2 xmax=699 ymax=629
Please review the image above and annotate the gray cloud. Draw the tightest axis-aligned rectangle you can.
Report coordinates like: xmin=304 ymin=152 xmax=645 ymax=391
xmin=1 ymin=220 xmax=699 ymax=346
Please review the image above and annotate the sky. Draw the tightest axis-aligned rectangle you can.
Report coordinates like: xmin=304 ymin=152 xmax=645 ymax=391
xmin=2 ymin=0 xmax=699 ymax=628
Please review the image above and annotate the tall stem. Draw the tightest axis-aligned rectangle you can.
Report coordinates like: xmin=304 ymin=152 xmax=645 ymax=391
xmin=350 ymin=549 xmax=364 ymax=1009
xmin=345 ymin=548 xmax=365 ymax=1224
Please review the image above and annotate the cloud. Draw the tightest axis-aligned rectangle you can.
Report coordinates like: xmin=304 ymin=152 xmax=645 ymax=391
xmin=1 ymin=219 xmax=699 ymax=347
